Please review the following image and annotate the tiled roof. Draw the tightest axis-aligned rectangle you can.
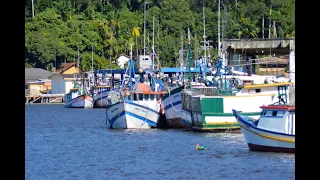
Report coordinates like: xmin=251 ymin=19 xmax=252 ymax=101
xmin=25 ymin=68 xmax=54 ymax=80
xmin=57 ymin=62 xmax=76 ymax=73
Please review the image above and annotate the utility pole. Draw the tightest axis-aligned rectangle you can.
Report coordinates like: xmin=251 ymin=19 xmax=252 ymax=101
xmin=269 ymin=6 xmax=272 ymax=39
xmin=55 ymin=49 xmax=57 ymax=69
xmin=222 ymin=0 xmax=228 ymax=42
xmin=262 ymin=15 xmax=264 ymax=39
xmin=273 ymin=21 xmax=277 ymax=38
xmin=91 ymin=45 xmax=94 ymax=72
xmin=31 ymin=0 xmax=34 ymax=18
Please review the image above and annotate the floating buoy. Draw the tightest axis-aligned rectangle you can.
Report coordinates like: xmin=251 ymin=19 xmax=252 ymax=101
xmin=196 ymin=144 xmax=206 ymax=150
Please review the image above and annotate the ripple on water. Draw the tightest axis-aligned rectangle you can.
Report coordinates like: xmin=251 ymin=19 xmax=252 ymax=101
xmin=25 ymin=105 xmax=295 ymax=179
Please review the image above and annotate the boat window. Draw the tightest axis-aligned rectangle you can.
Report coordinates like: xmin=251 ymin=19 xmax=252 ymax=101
xmin=133 ymin=94 xmax=137 ymax=101
xmin=155 ymin=94 xmax=159 ymax=100
xmin=138 ymin=93 xmax=143 ymax=100
xmin=262 ymin=110 xmax=285 ymax=117
xmin=248 ymin=89 xmax=261 ymax=94
xmin=276 ymin=110 xmax=285 ymax=117
xmin=150 ymin=94 xmax=155 ymax=100
xmin=272 ymin=111 xmax=277 ymax=116
xmin=145 ymin=94 xmax=149 ymax=100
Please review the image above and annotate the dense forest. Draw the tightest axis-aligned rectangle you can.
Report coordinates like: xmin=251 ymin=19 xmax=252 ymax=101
xmin=25 ymin=0 xmax=295 ymax=71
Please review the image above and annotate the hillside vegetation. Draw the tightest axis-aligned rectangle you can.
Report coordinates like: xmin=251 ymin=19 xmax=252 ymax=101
xmin=25 ymin=0 xmax=295 ymax=71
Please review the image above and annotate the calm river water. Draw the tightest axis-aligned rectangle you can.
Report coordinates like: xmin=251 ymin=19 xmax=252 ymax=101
xmin=25 ymin=104 xmax=295 ymax=180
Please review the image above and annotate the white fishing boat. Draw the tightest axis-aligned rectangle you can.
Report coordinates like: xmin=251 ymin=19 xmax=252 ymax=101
xmin=106 ymin=44 xmax=165 ymax=129
xmin=64 ymin=48 xmax=93 ymax=108
xmin=106 ymin=83 xmax=164 ymax=129
xmin=93 ymin=85 xmax=112 ymax=108
xmin=161 ymin=85 xmax=184 ymax=128
xmin=232 ymin=101 xmax=295 ymax=153
xmin=65 ymin=87 xmax=93 ymax=108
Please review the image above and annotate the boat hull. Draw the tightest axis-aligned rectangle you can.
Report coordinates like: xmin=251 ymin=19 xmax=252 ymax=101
xmin=180 ymin=109 xmax=193 ymax=129
xmin=162 ymin=86 xmax=184 ymax=128
xmin=65 ymin=95 xmax=93 ymax=108
xmin=189 ymin=95 xmax=267 ymax=131
xmin=233 ymin=110 xmax=295 ymax=153
xmin=106 ymin=100 xmax=160 ymax=129
xmin=93 ymin=90 xmax=110 ymax=108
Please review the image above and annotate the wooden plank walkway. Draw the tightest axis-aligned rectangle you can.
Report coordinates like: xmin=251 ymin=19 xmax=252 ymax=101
xmin=25 ymin=94 xmax=65 ymax=104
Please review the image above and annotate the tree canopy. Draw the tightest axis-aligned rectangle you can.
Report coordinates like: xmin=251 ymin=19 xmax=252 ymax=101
xmin=25 ymin=0 xmax=295 ymax=71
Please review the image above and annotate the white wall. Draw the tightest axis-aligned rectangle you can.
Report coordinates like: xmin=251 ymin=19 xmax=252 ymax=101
xmin=65 ymin=81 xmax=74 ymax=94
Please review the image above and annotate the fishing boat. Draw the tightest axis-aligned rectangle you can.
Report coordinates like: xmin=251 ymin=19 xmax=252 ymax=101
xmin=161 ymin=28 xmax=192 ymax=128
xmin=64 ymin=83 xmax=93 ymax=108
xmin=181 ymin=58 xmax=294 ymax=132
xmin=105 ymin=45 xmax=165 ymax=129
xmin=232 ymin=99 xmax=295 ymax=153
xmin=92 ymin=83 xmax=119 ymax=108
xmin=93 ymin=85 xmax=111 ymax=108
xmin=161 ymin=85 xmax=185 ymax=128
xmin=179 ymin=3 xmax=295 ymax=131
xmin=64 ymin=49 xmax=93 ymax=108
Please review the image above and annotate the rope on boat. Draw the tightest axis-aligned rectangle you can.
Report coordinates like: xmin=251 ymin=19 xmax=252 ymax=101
xmin=224 ymin=126 xmax=233 ymax=134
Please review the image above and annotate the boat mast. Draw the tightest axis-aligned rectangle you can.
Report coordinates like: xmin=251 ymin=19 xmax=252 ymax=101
xmin=179 ymin=31 xmax=184 ymax=85
xmin=157 ymin=19 xmax=160 ymax=70
xmin=129 ymin=44 xmax=133 ymax=100
xmin=203 ymin=3 xmax=207 ymax=80
xmin=218 ymin=0 xmax=221 ymax=57
xmin=152 ymin=16 xmax=155 ymax=70
xmin=143 ymin=0 xmax=146 ymax=56
xmin=187 ymin=28 xmax=192 ymax=89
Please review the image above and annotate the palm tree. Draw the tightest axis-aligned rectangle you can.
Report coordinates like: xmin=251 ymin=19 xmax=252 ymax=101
xmin=132 ymin=27 xmax=141 ymax=58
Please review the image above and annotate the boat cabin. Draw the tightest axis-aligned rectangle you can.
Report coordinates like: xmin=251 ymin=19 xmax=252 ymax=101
xmin=65 ymin=88 xmax=81 ymax=102
xmin=94 ymin=85 xmax=112 ymax=94
xmin=257 ymin=105 xmax=295 ymax=135
xmin=127 ymin=83 xmax=165 ymax=102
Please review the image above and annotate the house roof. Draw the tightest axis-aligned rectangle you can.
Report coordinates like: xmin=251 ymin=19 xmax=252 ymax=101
xmin=25 ymin=68 xmax=54 ymax=80
xmin=48 ymin=73 xmax=77 ymax=79
xmin=57 ymin=62 xmax=77 ymax=73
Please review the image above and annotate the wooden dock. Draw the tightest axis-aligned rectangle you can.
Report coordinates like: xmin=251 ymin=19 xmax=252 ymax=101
xmin=25 ymin=94 xmax=65 ymax=104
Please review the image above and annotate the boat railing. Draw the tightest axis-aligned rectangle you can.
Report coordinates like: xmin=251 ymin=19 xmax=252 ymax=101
xmin=182 ymin=87 xmax=226 ymax=96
